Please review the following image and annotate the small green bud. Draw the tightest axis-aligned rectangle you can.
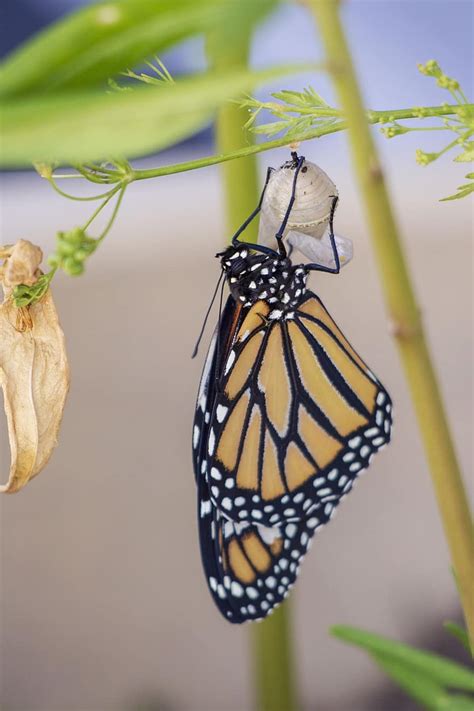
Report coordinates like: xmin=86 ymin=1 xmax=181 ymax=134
xmin=74 ymin=248 xmax=89 ymax=262
xmin=63 ymin=257 xmax=84 ymax=276
xmin=381 ymin=123 xmax=409 ymax=139
xmin=418 ymin=59 xmax=441 ymax=77
xmin=57 ymin=241 xmax=76 ymax=257
xmin=415 ymin=149 xmax=438 ymax=166
xmin=65 ymin=227 xmax=85 ymax=245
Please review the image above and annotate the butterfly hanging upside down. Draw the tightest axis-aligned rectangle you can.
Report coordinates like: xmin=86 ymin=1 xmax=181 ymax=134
xmin=192 ymin=153 xmax=392 ymax=623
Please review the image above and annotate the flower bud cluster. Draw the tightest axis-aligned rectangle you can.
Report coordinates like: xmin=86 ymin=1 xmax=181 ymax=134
xmin=48 ymin=227 xmax=98 ymax=276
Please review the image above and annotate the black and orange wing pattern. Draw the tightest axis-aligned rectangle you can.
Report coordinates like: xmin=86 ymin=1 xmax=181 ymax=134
xmin=199 ymin=292 xmax=392 ymax=530
xmin=197 ymin=474 xmax=323 ymax=623
xmin=193 ymin=296 xmax=327 ymax=622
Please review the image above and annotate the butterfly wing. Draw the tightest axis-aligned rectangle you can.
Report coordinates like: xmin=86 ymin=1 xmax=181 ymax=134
xmin=197 ymin=474 xmax=321 ymax=623
xmin=203 ymin=291 xmax=392 ymax=528
xmin=194 ymin=298 xmax=325 ymax=623
xmin=192 ymin=296 xmax=243 ymax=482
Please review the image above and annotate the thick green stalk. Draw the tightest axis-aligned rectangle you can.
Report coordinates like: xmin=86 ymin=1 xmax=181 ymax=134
xmin=308 ymin=0 xmax=474 ymax=648
xmin=251 ymin=603 xmax=299 ymax=711
xmin=208 ymin=35 xmax=299 ymax=711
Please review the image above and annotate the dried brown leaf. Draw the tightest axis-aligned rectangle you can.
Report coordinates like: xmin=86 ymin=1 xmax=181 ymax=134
xmin=0 ymin=245 xmax=69 ymax=494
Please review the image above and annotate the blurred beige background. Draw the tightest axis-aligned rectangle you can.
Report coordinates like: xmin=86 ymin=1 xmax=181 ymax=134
xmin=1 ymin=143 xmax=473 ymax=710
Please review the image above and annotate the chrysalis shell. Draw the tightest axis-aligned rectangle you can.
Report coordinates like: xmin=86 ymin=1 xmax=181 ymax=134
xmin=257 ymin=158 xmax=353 ymax=269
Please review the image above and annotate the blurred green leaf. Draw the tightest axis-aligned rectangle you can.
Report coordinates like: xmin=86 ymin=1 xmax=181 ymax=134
xmin=0 ymin=66 xmax=302 ymax=167
xmin=0 ymin=0 xmax=279 ymax=98
xmin=0 ymin=0 xmax=211 ymax=96
xmin=372 ymin=653 xmax=474 ymax=711
xmin=440 ymin=178 xmax=474 ymax=201
xmin=444 ymin=622 xmax=472 ymax=655
xmin=252 ymin=120 xmax=290 ymax=136
xmin=371 ymin=652 xmax=447 ymax=711
xmin=331 ymin=626 xmax=474 ymax=692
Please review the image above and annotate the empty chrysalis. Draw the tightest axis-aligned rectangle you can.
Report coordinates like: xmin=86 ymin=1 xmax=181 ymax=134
xmin=257 ymin=157 xmax=353 ymax=269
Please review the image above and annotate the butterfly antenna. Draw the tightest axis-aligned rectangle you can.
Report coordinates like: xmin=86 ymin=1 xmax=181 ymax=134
xmin=191 ymin=269 xmax=225 ymax=359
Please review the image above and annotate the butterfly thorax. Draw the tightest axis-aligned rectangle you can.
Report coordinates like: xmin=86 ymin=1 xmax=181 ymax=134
xmin=219 ymin=245 xmax=308 ymax=311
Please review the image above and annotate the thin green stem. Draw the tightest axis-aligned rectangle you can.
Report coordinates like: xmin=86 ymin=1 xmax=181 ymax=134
xmin=97 ymin=185 xmax=126 ymax=241
xmin=47 ymin=104 xmax=469 ymax=190
xmin=435 ymin=134 xmax=468 ymax=158
xmin=208 ymin=32 xmax=299 ymax=711
xmin=74 ymin=164 xmax=116 ymax=184
xmin=48 ymin=177 xmax=118 ymax=202
xmin=367 ymin=104 xmax=472 ymax=121
xmin=392 ymin=125 xmax=452 ymax=133
xmin=82 ymin=185 xmax=121 ymax=231
xmin=308 ymin=0 xmax=474 ymax=651
xmin=83 ymin=105 xmax=468 ymax=185
xmin=134 ymin=121 xmax=347 ymax=181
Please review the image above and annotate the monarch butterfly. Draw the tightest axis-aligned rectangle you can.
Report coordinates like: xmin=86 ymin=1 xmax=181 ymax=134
xmin=193 ymin=153 xmax=392 ymax=623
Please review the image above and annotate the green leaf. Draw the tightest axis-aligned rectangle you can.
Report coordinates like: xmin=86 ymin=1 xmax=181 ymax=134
xmin=440 ymin=181 xmax=474 ymax=201
xmin=252 ymin=120 xmax=290 ymax=136
xmin=272 ymin=87 xmax=328 ymax=108
xmin=0 ymin=0 xmax=238 ymax=97
xmin=0 ymin=66 xmax=302 ymax=167
xmin=372 ymin=653 xmax=474 ymax=711
xmin=444 ymin=622 xmax=472 ymax=654
xmin=371 ymin=652 xmax=447 ymax=711
xmin=331 ymin=626 xmax=474 ymax=692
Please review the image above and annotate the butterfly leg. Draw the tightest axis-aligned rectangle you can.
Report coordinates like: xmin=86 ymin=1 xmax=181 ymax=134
xmin=305 ymin=195 xmax=341 ymax=274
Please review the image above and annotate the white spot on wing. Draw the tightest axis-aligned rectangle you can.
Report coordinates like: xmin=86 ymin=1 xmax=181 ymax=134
xmin=231 ymin=582 xmax=244 ymax=598
xmin=208 ymin=429 xmax=215 ymax=455
xmin=216 ymin=405 xmax=228 ymax=423
xmin=200 ymin=500 xmax=211 ymax=517
xmin=258 ymin=525 xmax=280 ymax=545
xmin=224 ymin=350 xmax=236 ymax=375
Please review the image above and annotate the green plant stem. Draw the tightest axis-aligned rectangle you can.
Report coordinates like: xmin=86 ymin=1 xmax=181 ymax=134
xmin=208 ymin=35 xmax=298 ymax=711
xmin=251 ymin=603 xmax=299 ymax=711
xmin=132 ymin=121 xmax=347 ymax=181
xmin=82 ymin=185 xmax=121 ymax=231
xmin=48 ymin=104 xmax=467 ymax=186
xmin=309 ymin=0 xmax=474 ymax=650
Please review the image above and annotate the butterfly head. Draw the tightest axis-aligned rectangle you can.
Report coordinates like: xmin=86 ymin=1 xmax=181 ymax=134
xmin=218 ymin=244 xmax=308 ymax=309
